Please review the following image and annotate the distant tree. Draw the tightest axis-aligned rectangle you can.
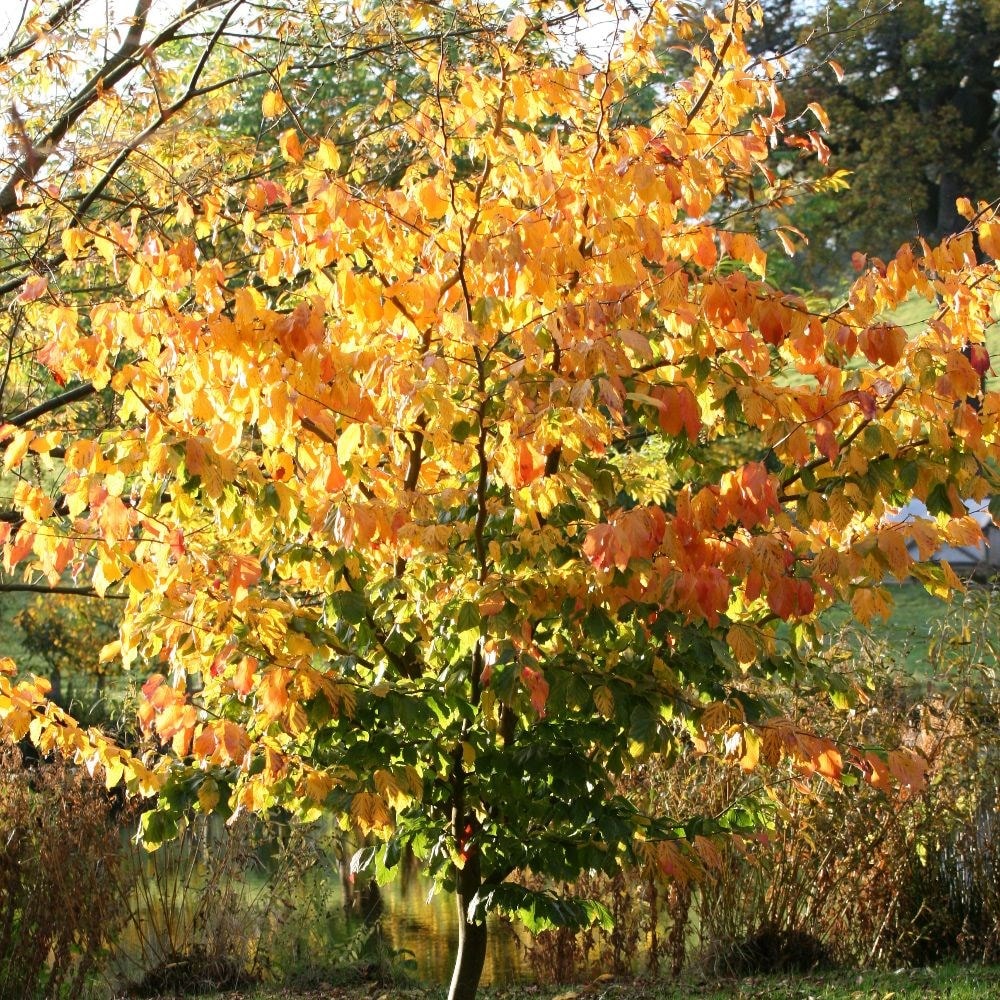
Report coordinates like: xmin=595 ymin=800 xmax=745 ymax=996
xmin=755 ymin=0 xmax=1000 ymax=288
xmin=15 ymin=595 xmax=120 ymax=710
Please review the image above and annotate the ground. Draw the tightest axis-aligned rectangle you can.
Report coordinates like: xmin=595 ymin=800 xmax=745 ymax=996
xmin=136 ymin=965 xmax=1000 ymax=1000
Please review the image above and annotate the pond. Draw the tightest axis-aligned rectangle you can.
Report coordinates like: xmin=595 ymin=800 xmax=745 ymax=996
xmin=112 ymin=816 xmax=531 ymax=990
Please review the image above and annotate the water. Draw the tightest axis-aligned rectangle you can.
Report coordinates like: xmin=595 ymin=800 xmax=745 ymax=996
xmin=356 ymin=874 xmax=528 ymax=985
xmin=113 ymin=818 xmax=530 ymax=989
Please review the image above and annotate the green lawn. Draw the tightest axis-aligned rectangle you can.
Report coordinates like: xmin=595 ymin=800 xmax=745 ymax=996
xmin=819 ymin=579 xmax=999 ymax=679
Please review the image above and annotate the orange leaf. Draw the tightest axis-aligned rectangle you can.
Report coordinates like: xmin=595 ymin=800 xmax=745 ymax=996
xmin=279 ymin=128 xmax=303 ymax=163
xmin=887 ymin=747 xmax=928 ymax=796
xmin=521 ymin=666 xmax=549 ymax=717
xmin=228 ymin=554 xmax=262 ymax=597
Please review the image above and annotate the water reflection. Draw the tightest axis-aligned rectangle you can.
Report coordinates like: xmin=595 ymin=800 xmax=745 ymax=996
xmin=372 ymin=874 xmax=527 ymax=985
xmin=115 ymin=817 xmax=528 ymax=989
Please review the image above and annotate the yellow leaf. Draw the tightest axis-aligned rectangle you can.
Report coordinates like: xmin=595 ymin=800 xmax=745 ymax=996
xmin=303 ymin=770 xmax=334 ymax=803
xmin=908 ymin=518 xmax=940 ymax=560
xmin=351 ymin=789 xmax=392 ymax=835
xmin=198 ymin=778 xmax=221 ymax=813
xmin=127 ymin=562 xmax=154 ymax=594
xmin=828 ymin=490 xmax=854 ymax=530
xmin=978 ymin=220 xmax=1000 ymax=260
xmin=729 ymin=231 xmax=767 ymax=277
xmin=593 ymin=685 xmax=614 ymax=719
xmin=740 ymin=729 xmax=760 ymax=771
xmin=805 ymin=101 xmax=830 ymax=130
xmin=507 ymin=13 xmax=530 ymax=42
xmin=287 ymin=701 xmax=309 ymax=735
xmin=726 ymin=624 xmax=757 ymax=666
xmin=98 ymin=640 xmax=121 ymax=664
xmin=3 ymin=429 xmax=34 ymax=473
xmin=416 ymin=178 xmax=450 ymax=219
xmin=700 ymin=701 xmax=732 ymax=735
xmin=93 ymin=551 xmax=123 ymax=597
xmin=261 ymin=90 xmax=286 ymax=117
xmin=316 ymin=138 xmax=341 ymax=172
xmin=876 ymin=529 xmax=911 ymax=577
xmin=61 ymin=228 xmax=89 ymax=260
xmin=761 ymin=726 xmax=782 ymax=766
xmin=258 ymin=668 xmax=292 ymax=719
xmin=944 ymin=515 xmax=982 ymax=548
xmin=337 ymin=422 xmax=362 ymax=465
xmin=375 ymin=767 xmax=407 ymax=806
xmin=103 ymin=756 xmax=125 ymax=790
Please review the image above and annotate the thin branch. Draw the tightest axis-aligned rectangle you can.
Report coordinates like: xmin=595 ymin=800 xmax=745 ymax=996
xmin=685 ymin=0 xmax=741 ymax=126
xmin=0 ymin=0 xmax=155 ymax=217
xmin=0 ymin=0 xmax=84 ymax=67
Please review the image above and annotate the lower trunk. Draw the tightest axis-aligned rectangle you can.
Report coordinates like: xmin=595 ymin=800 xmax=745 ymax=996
xmin=447 ymin=856 xmax=487 ymax=1000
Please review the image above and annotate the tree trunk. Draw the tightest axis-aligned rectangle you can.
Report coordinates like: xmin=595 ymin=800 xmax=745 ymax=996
xmin=447 ymin=853 xmax=487 ymax=1000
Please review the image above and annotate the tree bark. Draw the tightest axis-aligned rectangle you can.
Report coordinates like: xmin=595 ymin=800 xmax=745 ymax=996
xmin=447 ymin=851 xmax=488 ymax=1000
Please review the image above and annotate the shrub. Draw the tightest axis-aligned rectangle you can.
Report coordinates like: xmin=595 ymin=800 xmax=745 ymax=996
xmin=515 ymin=585 xmax=1000 ymax=980
xmin=112 ymin=813 xmax=273 ymax=995
xmin=0 ymin=745 xmax=127 ymax=1000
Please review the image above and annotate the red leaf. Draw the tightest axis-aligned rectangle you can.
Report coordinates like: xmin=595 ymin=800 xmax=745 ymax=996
xmin=521 ymin=666 xmax=549 ymax=717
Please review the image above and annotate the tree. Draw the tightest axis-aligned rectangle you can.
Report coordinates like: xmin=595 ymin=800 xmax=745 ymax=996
xmin=14 ymin=594 xmax=120 ymax=710
xmin=753 ymin=0 xmax=1000 ymax=288
xmin=1 ymin=2 xmax=999 ymax=998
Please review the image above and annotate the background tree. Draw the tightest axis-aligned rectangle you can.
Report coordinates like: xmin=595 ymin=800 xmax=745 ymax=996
xmin=13 ymin=594 xmax=120 ymax=713
xmin=0 ymin=4 xmax=999 ymax=1000
xmin=753 ymin=0 xmax=1000 ymax=288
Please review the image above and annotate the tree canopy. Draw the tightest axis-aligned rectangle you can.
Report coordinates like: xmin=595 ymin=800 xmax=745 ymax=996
xmin=1 ymin=2 xmax=999 ymax=998
xmin=754 ymin=0 xmax=1000 ymax=287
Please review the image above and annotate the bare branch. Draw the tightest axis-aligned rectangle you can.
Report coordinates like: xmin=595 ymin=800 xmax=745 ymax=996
xmin=0 ymin=581 xmax=125 ymax=599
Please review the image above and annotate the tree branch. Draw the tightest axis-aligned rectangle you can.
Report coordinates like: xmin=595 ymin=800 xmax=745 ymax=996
xmin=0 ymin=582 xmax=125 ymax=599
xmin=2 ymin=381 xmax=95 ymax=429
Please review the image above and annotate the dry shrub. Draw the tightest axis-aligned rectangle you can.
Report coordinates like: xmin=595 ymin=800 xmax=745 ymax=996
xmin=687 ymin=688 xmax=1000 ymax=971
xmin=520 ymin=586 xmax=1000 ymax=980
xmin=110 ymin=814 xmax=390 ymax=995
xmin=111 ymin=813 xmax=282 ymax=995
xmin=686 ymin=589 xmax=1000 ymax=973
xmin=0 ymin=744 xmax=128 ymax=1000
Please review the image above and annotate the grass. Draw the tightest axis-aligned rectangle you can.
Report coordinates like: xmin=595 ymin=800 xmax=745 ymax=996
xmin=141 ymin=964 xmax=1000 ymax=999
xmin=819 ymin=580 xmax=994 ymax=680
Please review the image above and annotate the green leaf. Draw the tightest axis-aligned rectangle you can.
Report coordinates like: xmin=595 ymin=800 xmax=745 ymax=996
xmin=470 ymin=883 xmax=613 ymax=932
xmin=328 ymin=590 xmax=369 ymax=625
xmin=350 ymin=845 xmax=377 ymax=876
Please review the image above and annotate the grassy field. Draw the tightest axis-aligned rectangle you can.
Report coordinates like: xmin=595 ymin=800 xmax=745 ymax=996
xmin=146 ymin=965 xmax=1000 ymax=999
xmin=819 ymin=578 xmax=1000 ymax=679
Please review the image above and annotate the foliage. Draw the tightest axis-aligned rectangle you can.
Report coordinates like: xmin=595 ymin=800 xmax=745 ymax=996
xmin=13 ymin=594 xmax=121 ymax=713
xmin=0 ymin=746 xmax=129 ymax=1000
xmin=753 ymin=0 xmax=1000 ymax=289
xmin=1 ymin=2 xmax=999 ymax=998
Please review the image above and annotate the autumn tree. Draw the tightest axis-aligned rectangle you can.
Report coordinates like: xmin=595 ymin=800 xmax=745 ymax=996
xmin=2 ymin=2 xmax=1000 ymax=998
